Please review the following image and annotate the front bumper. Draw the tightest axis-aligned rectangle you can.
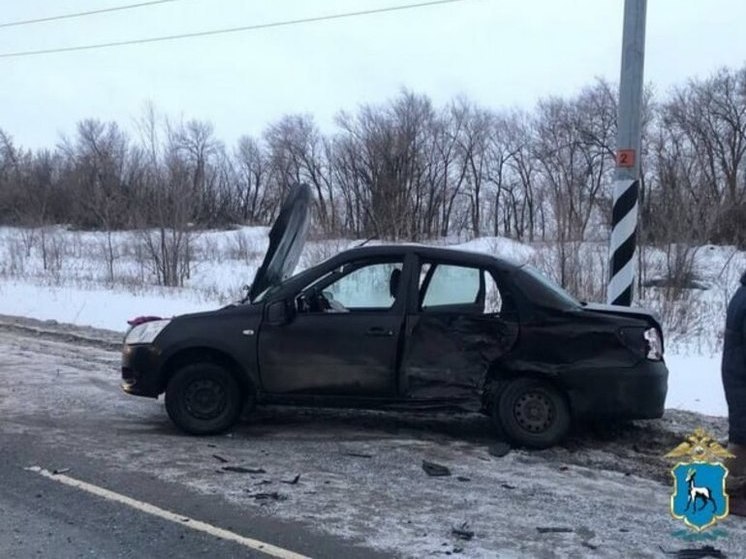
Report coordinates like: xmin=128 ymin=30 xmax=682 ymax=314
xmin=561 ymin=359 xmax=668 ymax=420
xmin=121 ymin=344 xmax=162 ymax=398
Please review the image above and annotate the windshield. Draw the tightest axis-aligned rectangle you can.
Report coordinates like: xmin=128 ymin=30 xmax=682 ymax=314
xmin=516 ymin=265 xmax=581 ymax=309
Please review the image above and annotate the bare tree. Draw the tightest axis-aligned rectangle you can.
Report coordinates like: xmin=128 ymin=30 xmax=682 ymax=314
xmin=234 ymin=135 xmax=269 ymax=224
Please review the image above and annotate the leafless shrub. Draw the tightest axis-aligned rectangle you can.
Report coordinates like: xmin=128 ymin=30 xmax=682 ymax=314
xmin=1 ymin=236 xmax=26 ymax=277
xmin=198 ymin=283 xmax=238 ymax=306
xmin=196 ymin=235 xmax=222 ymax=263
xmin=98 ymin=231 xmax=120 ymax=283
xmin=641 ymin=289 xmax=721 ymax=355
xmin=138 ymin=228 xmax=194 ymax=288
xmin=529 ymin=241 xmax=608 ymax=303
xmin=128 ymin=232 xmax=152 ymax=285
xmin=226 ymin=230 xmax=262 ymax=263
xmin=301 ymin=238 xmax=355 ymax=269
xmin=39 ymin=229 xmax=65 ymax=284
xmin=18 ymin=227 xmax=37 ymax=257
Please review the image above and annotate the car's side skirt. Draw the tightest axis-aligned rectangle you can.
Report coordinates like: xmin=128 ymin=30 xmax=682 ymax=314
xmin=258 ymin=393 xmax=480 ymax=412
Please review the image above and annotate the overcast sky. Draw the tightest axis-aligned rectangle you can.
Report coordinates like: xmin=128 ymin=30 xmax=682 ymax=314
xmin=2 ymin=0 xmax=745 ymax=149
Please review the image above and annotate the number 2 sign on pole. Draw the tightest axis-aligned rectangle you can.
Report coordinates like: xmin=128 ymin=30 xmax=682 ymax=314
xmin=616 ymin=149 xmax=636 ymax=168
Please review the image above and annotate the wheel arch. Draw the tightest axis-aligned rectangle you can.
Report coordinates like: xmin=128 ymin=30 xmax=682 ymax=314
xmin=160 ymin=346 xmax=256 ymax=395
xmin=483 ymin=365 xmax=570 ymax=412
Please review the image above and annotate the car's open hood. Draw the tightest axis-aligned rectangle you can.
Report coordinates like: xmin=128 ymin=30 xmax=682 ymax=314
xmin=248 ymin=183 xmax=312 ymax=302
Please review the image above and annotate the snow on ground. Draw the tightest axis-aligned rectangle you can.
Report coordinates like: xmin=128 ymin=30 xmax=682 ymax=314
xmin=0 ymin=226 xmax=743 ymax=417
xmin=0 ymin=280 xmax=215 ymax=331
xmin=665 ymin=353 xmax=728 ymax=416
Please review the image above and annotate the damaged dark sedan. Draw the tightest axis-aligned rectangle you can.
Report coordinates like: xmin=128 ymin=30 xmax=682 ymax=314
xmin=121 ymin=184 xmax=668 ymax=448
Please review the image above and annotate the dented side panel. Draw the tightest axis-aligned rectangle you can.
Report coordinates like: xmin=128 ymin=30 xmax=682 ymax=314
xmin=501 ymin=312 xmax=641 ymax=376
xmin=399 ymin=313 xmax=519 ymax=409
xmin=398 ymin=268 xmax=655 ymax=411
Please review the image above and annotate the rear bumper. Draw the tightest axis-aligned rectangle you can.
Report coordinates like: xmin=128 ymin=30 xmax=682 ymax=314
xmin=561 ymin=360 xmax=668 ymax=420
xmin=121 ymin=344 xmax=162 ymax=398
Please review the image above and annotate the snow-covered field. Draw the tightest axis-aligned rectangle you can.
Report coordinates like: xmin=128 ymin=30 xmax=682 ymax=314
xmin=0 ymin=225 xmax=743 ymax=417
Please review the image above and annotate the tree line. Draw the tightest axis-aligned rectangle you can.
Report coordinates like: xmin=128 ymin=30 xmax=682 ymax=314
xmin=1 ymin=65 xmax=744 ymax=252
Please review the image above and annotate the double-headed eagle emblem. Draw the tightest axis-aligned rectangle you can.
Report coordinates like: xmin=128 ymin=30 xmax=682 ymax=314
xmin=664 ymin=427 xmax=735 ymax=462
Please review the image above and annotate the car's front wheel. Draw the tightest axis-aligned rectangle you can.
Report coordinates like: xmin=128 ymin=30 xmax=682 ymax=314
xmin=494 ymin=377 xmax=571 ymax=449
xmin=165 ymin=362 xmax=244 ymax=435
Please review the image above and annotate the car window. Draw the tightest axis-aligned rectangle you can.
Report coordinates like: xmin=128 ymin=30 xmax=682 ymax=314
xmin=422 ymin=264 xmax=479 ymax=308
xmin=308 ymin=261 xmax=404 ymax=312
xmin=516 ymin=265 xmax=580 ymax=309
xmin=484 ymin=271 xmax=503 ymax=314
xmin=419 ymin=262 xmax=432 ymax=288
xmin=420 ymin=263 xmax=503 ymax=314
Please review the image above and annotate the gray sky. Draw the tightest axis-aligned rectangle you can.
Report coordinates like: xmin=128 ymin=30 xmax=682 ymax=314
xmin=2 ymin=0 xmax=745 ymax=149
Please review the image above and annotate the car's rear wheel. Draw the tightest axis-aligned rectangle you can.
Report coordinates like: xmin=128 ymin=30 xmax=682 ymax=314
xmin=165 ymin=362 xmax=244 ymax=435
xmin=494 ymin=377 xmax=570 ymax=449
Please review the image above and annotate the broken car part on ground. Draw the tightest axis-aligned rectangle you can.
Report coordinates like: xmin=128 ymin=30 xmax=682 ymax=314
xmin=121 ymin=183 xmax=669 ymax=448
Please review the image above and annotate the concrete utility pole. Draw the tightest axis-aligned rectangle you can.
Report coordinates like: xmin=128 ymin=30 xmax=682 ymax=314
xmin=607 ymin=0 xmax=647 ymax=306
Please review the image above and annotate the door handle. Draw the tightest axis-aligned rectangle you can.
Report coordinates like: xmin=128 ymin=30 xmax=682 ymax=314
xmin=366 ymin=327 xmax=394 ymax=337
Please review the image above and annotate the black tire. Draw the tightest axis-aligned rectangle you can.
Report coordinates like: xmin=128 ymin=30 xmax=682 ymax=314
xmin=165 ymin=362 xmax=244 ymax=435
xmin=494 ymin=377 xmax=571 ymax=449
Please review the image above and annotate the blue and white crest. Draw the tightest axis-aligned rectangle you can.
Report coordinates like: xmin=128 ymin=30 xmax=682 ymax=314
xmin=670 ymin=461 xmax=729 ymax=531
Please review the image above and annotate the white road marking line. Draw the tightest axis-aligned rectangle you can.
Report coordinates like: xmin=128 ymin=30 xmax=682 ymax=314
xmin=25 ymin=466 xmax=311 ymax=559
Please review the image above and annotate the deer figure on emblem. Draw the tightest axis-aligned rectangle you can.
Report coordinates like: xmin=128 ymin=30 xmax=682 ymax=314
xmin=684 ymin=468 xmax=717 ymax=513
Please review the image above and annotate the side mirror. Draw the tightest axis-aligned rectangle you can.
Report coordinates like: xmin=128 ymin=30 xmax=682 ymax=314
xmin=265 ymin=299 xmax=294 ymax=325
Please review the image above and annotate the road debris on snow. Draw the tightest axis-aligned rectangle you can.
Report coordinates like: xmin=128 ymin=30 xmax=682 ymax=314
xmin=451 ymin=522 xmax=474 ymax=541
xmin=488 ymin=442 xmax=511 ymax=457
xmin=659 ymin=545 xmax=727 ymax=559
xmin=221 ymin=466 xmax=266 ymax=474
xmin=422 ymin=460 xmax=451 ymax=477
xmin=249 ymin=491 xmax=287 ymax=502
xmin=341 ymin=451 xmax=373 ymax=458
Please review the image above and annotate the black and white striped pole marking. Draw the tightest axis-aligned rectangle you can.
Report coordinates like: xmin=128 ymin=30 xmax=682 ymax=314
xmin=608 ymin=0 xmax=646 ymax=306
xmin=608 ymin=175 xmax=639 ymax=305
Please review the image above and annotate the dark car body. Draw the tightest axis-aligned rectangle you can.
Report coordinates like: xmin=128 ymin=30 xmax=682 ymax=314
xmin=121 ymin=185 xmax=668 ymax=447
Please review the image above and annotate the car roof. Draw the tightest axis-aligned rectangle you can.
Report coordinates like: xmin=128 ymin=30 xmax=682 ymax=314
xmin=328 ymin=243 xmax=521 ymax=272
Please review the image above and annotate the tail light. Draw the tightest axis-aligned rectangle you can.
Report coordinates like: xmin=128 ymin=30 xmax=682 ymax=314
xmin=643 ymin=327 xmax=663 ymax=361
xmin=618 ymin=326 xmax=664 ymax=361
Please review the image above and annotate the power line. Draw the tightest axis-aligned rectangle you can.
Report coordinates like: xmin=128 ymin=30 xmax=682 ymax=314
xmin=0 ymin=0 xmax=471 ymax=59
xmin=0 ymin=0 xmax=182 ymax=29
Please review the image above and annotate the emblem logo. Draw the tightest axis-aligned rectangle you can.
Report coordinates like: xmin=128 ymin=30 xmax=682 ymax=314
xmin=664 ymin=428 xmax=734 ymax=531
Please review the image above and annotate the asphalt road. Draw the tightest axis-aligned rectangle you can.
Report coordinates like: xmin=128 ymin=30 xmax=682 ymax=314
xmin=0 ymin=322 xmax=383 ymax=559
xmin=0 ymin=451 xmax=277 ymax=559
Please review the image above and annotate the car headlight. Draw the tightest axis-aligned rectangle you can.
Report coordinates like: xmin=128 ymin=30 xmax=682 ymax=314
xmin=643 ymin=327 xmax=663 ymax=361
xmin=125 ymin=319 xmax=171 ymax=345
